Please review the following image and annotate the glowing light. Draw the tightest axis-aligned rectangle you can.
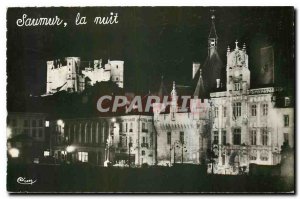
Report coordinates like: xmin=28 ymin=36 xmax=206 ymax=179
xmin=66 ymin=146 xmax=75 ymax=153
xmin=57 ymin=119 xmax=63 ymax=126
xmin=44 ymin=151 xmax=50 ymax=157
xmin=9 ymin=148 xmax=19 ymax=158
xmin=111 ymin=117 xmax=116 ymax=123
xmin=45 ymin=121 xmax=50 ymax=127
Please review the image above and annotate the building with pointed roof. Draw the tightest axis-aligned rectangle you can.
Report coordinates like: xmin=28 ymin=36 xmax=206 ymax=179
xmin=208 ymin=41 xmax=294 ymax=175
xmin=153 ymin=76 xmax=211 ymax=165
xmin=192 ymin=14 xmax=224 ymax=95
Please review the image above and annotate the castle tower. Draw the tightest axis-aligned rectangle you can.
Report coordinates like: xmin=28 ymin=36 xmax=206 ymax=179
xmin=226 ymin=41 xmax=250 ymax=93
xmin=66 ymin=57 xmax=81 ymax=92
xmin=109 ymin=60 xmax=124 ymax=88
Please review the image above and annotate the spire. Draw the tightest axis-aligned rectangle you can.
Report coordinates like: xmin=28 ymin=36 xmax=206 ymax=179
xmin=235 ymin=40 xmax=239 ymax=50
xmin=171 ymin=81 xmax=177 ymax=98
xmin=208 ymin=13 xmax=218 ymax=39
xmin=193 ymin=69 xmax=206 ymax=99
xmin=208 ymin=10 xmax=218 ymax=57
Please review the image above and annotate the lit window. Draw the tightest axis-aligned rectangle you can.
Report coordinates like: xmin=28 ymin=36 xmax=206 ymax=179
xmin=251 ymin=104 xmax=257 ymax=116
xmin=78 ymin=152 xmax=88 ymax=162
xmin=284 ymin=115 xmax=289 ymax=127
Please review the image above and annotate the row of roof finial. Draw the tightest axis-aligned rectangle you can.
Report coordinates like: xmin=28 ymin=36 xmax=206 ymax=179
xmin=227 ymin=40 xmax=247 ymax=52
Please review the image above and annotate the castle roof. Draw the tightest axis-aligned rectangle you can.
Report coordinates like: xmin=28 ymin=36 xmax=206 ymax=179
xmin=193 ymin=69 xmax=206 ymax=99
xmin=201 ymin=50 xmax=224 ymax=92
xmin=208 ymin=15 xmax=218 ymax=39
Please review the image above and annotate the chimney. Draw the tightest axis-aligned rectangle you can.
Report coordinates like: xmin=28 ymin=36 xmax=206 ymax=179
xmin=216 ymin=79 xmax=220 ymax=88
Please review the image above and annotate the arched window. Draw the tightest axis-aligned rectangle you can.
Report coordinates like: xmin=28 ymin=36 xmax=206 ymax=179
xmin=86 ymin=123 xmax=91 ymax=143
xmin=92 ymin=122 xmax=97 ymax=143
xmin=102 ymin=122 xmax=107 ymax=144
xmin=84 ymin=123 xmax=88 ymax=143
xmin=96 ymin=122 xmax=99 ymax=144
xmin=90 ymin=123 xmax=93 ymax=143
xmin=79 ymin=123 xmax=82 ymax=143
xmin=73 ymin=124 xmax=77 ymax=143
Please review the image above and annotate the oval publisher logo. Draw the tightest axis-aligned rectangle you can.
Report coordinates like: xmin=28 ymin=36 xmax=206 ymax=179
xmin=17 ymin=177 xmax=36 ymax=185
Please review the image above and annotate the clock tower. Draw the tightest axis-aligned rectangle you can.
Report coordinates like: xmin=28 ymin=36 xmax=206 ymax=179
xmin=226 ymin=41 xmax=250 ymax=94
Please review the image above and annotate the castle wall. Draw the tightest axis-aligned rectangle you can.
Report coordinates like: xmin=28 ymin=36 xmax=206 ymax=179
xmin=46 ymin=58 xmax=124 ymax=95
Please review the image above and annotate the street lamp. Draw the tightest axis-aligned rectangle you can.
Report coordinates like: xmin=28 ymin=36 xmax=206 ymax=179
xmin=66 ymin=145 xmax=75 ymax=153
xmin=66 ymin=145 xmax=76 ymax=163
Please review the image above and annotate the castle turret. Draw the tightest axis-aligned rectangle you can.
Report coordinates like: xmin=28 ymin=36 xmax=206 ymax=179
xmin=109 ymin=60 xmax=124 ymax=88
xmin=66 ymin=57 xmax=81 ymax=92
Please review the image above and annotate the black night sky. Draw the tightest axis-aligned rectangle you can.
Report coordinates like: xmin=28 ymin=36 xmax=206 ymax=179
xmin=7 ymin=7 xmax=294 ymax=102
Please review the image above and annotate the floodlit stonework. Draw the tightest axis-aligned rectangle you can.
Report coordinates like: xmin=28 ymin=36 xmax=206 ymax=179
xmin=46 ymin=57 xmax=124 ymax=94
